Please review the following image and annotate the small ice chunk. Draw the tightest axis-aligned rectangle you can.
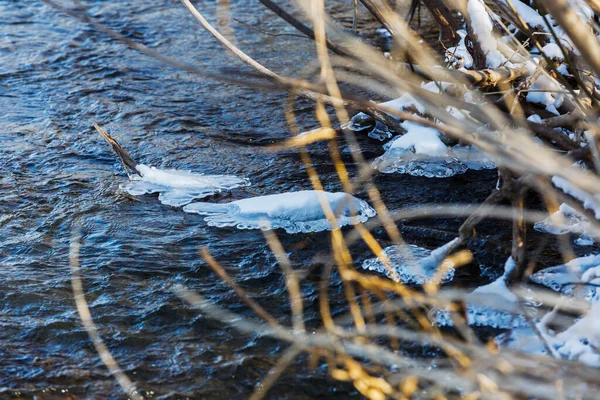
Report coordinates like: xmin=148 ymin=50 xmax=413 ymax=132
xmin=527 ymin=114 xmax=542 ymax=124
xmin=435 ymin=258 xmax=527 ymax=328
xmin=502 ymin=299 xmax=600 ymax=366
xmin=534 ymin=203 xmax=595 ymax=244
xmin=552 ymin=175 xmax=600 ymax=219
xmin=182 ymin=190 xmax=376 ymax=233
xmin=553 ymin=302 xmax=600 ymax=367
xmin=348 ymin=112 xmax=374 ymax=132
xmin=575 ymin=236 xmax=595 ymax=246
xmin=347 ymin=113 xmax=392 ymax=141
xmin=374 ymin=122 xmax=495 ymax=178
xmin=361 ymin=239 xmax=460 ymax=284
xmin=531 ymin=254 xmax=600 ymax=293
xmin=368 ymin=121 xmax=393 ymax=141
xmin=121 ymin=164 xmax=249 ymax=207
xmin=388 ymin=121 xmax=448 ymax=156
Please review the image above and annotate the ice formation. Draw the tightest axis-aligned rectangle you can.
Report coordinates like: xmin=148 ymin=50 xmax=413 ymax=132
xmin=347 ymin=113 xmax=392 ymax=141
xmin=372 ymin=121 xmax=495 ymax=178
xmin=534 ymin=203 xmax=596 ymax=245
xmin=531 ymin=254 xmax=600 ymax=293
xmin=435 ymin=258 xmax=528 ymax=329
xmin=121 ymin=164 xmax=249 ymax=207
xmin=361 ymin=239 xmax=460 ymax=284
xmin=182 ymin=190 xmax=376 ymax=233
xmin=552 ymin=175 xmax=600 ymax=219
xmin=508 ymin=256 xmax=600 ymax=367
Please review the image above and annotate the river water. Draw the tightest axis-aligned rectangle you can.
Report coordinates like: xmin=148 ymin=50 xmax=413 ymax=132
xmin=1 ymin=1 xmax=508 ymax=398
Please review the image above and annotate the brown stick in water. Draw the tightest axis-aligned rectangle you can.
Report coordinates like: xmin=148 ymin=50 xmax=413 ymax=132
xmin=93 ymin=123 xmax=140 ymax=176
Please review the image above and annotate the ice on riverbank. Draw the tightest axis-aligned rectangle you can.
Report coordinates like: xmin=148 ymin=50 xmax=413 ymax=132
xmin=434 ymin=258 xmax=528 ymax=328
xmin=531 ymin=254 xmax=600 ymax=294
xmin=373 ymin=121 xmax=495 ymax=178
xmin=503 ymin=257 xmax=600 ymax=367
xmin=534 ymin=203 xmax=596 ymax=245
xmin=361 ymin=239 xmax=459 ymax=284
xmin=182 ymin=190 xmax=376 ymax=233
xmin=121 ymin=164 xmax=249 ymax=207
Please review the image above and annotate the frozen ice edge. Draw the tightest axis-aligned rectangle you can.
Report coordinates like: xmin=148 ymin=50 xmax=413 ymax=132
xmin=361 ymin=239 xmax=460 ymax=284
xmin=121 ymin=164 xmax=250 ymax=207
xmin=372 ymin=121 xmax=496 ymax=178
xmin=434 ymin=258 xmax=529 ymax=329
xmin=182 ymin=190 xmax=376 ymax=234
xmin=504 ymin=254 xmax=600 ymax=367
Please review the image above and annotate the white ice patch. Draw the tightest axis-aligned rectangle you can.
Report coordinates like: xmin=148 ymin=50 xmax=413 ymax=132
xmin=531 ymin=254 xmax=600 ymax=293
xmin=534 ymin=203 xmax=595 ymax=244
xmin=182 ymin=190 xmax=376 ymax=233
xmin=500 ymin=300 xmax=600 ymax=366
xmin=552 ymin=302 xmax=600 ymax=366
xmin=435 ymin=258 xmax=528 ymax=328
xmin=526 ymin=254 xmax=600 ymax=367
xmin=373 ymin=121 xmax=495 ymax=178
xmin=121 ymin=164 xmax=249 ymax=207
xmin=361 ymin=239 xmax=460 ymax=284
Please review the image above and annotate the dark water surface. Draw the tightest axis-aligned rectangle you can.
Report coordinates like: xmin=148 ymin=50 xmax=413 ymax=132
xmin=0 ymin=1 xmax=507 ymax=399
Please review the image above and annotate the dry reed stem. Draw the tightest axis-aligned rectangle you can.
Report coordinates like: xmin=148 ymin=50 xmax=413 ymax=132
xmin=70 ymin=228 xmax=143 ymax=400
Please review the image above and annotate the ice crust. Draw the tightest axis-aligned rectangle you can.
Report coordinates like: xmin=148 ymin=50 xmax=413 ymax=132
xmin=435 ymin=258 xmax=528 ymax=329
xmin=507 ymin=259 xmax=600 ymax=367
xmin=531 ymin=254 xmax=600 ymax=293
xmin=373 ymin=121 xmax=495 ymax=178
xmin=182 ymin=190 xmax=376 ymax=233
xmin=552 ymin=175 xmax=600 ymax=219
xmin=121 ymin=164 xmax=249 ymax=207
xmin=534 ymin=203 xmax=595 ymax=245
xmin=361 ymin=239 xmax=460 ymax=284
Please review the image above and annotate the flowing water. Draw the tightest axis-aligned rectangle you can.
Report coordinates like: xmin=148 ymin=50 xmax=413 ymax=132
xmin=1 ymin=1 xmax=511 ymax=398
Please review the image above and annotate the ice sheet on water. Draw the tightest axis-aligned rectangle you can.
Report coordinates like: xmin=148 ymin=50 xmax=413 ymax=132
xmin=347 ymin=113 xmax=393 ymax=141
xmin=373 ymin=121 xmax=495 ymax=178
xmin=552 ymin=301 xmax=600 ymax=366
xmin=434 ymin=258 xmax=528 ymax=329
xmin=121 ymin=164 xmax=249 ymax=207
xmin=531 ymin=254 xmax=600 ymax=293
xmin=553 ymin=175 xmax=600 ymax=219
xmin=504 ymin=298 xmax=600 ymax=366
xmin=182 ymin=190 xmax=376 ymax=233
xmin=525 ymin=258 xmax=600 ymax=367
xmin=534 ymin=203 xmax=596 ymax=245
xmin=361 ymin=239 xmax=460 ymax=284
